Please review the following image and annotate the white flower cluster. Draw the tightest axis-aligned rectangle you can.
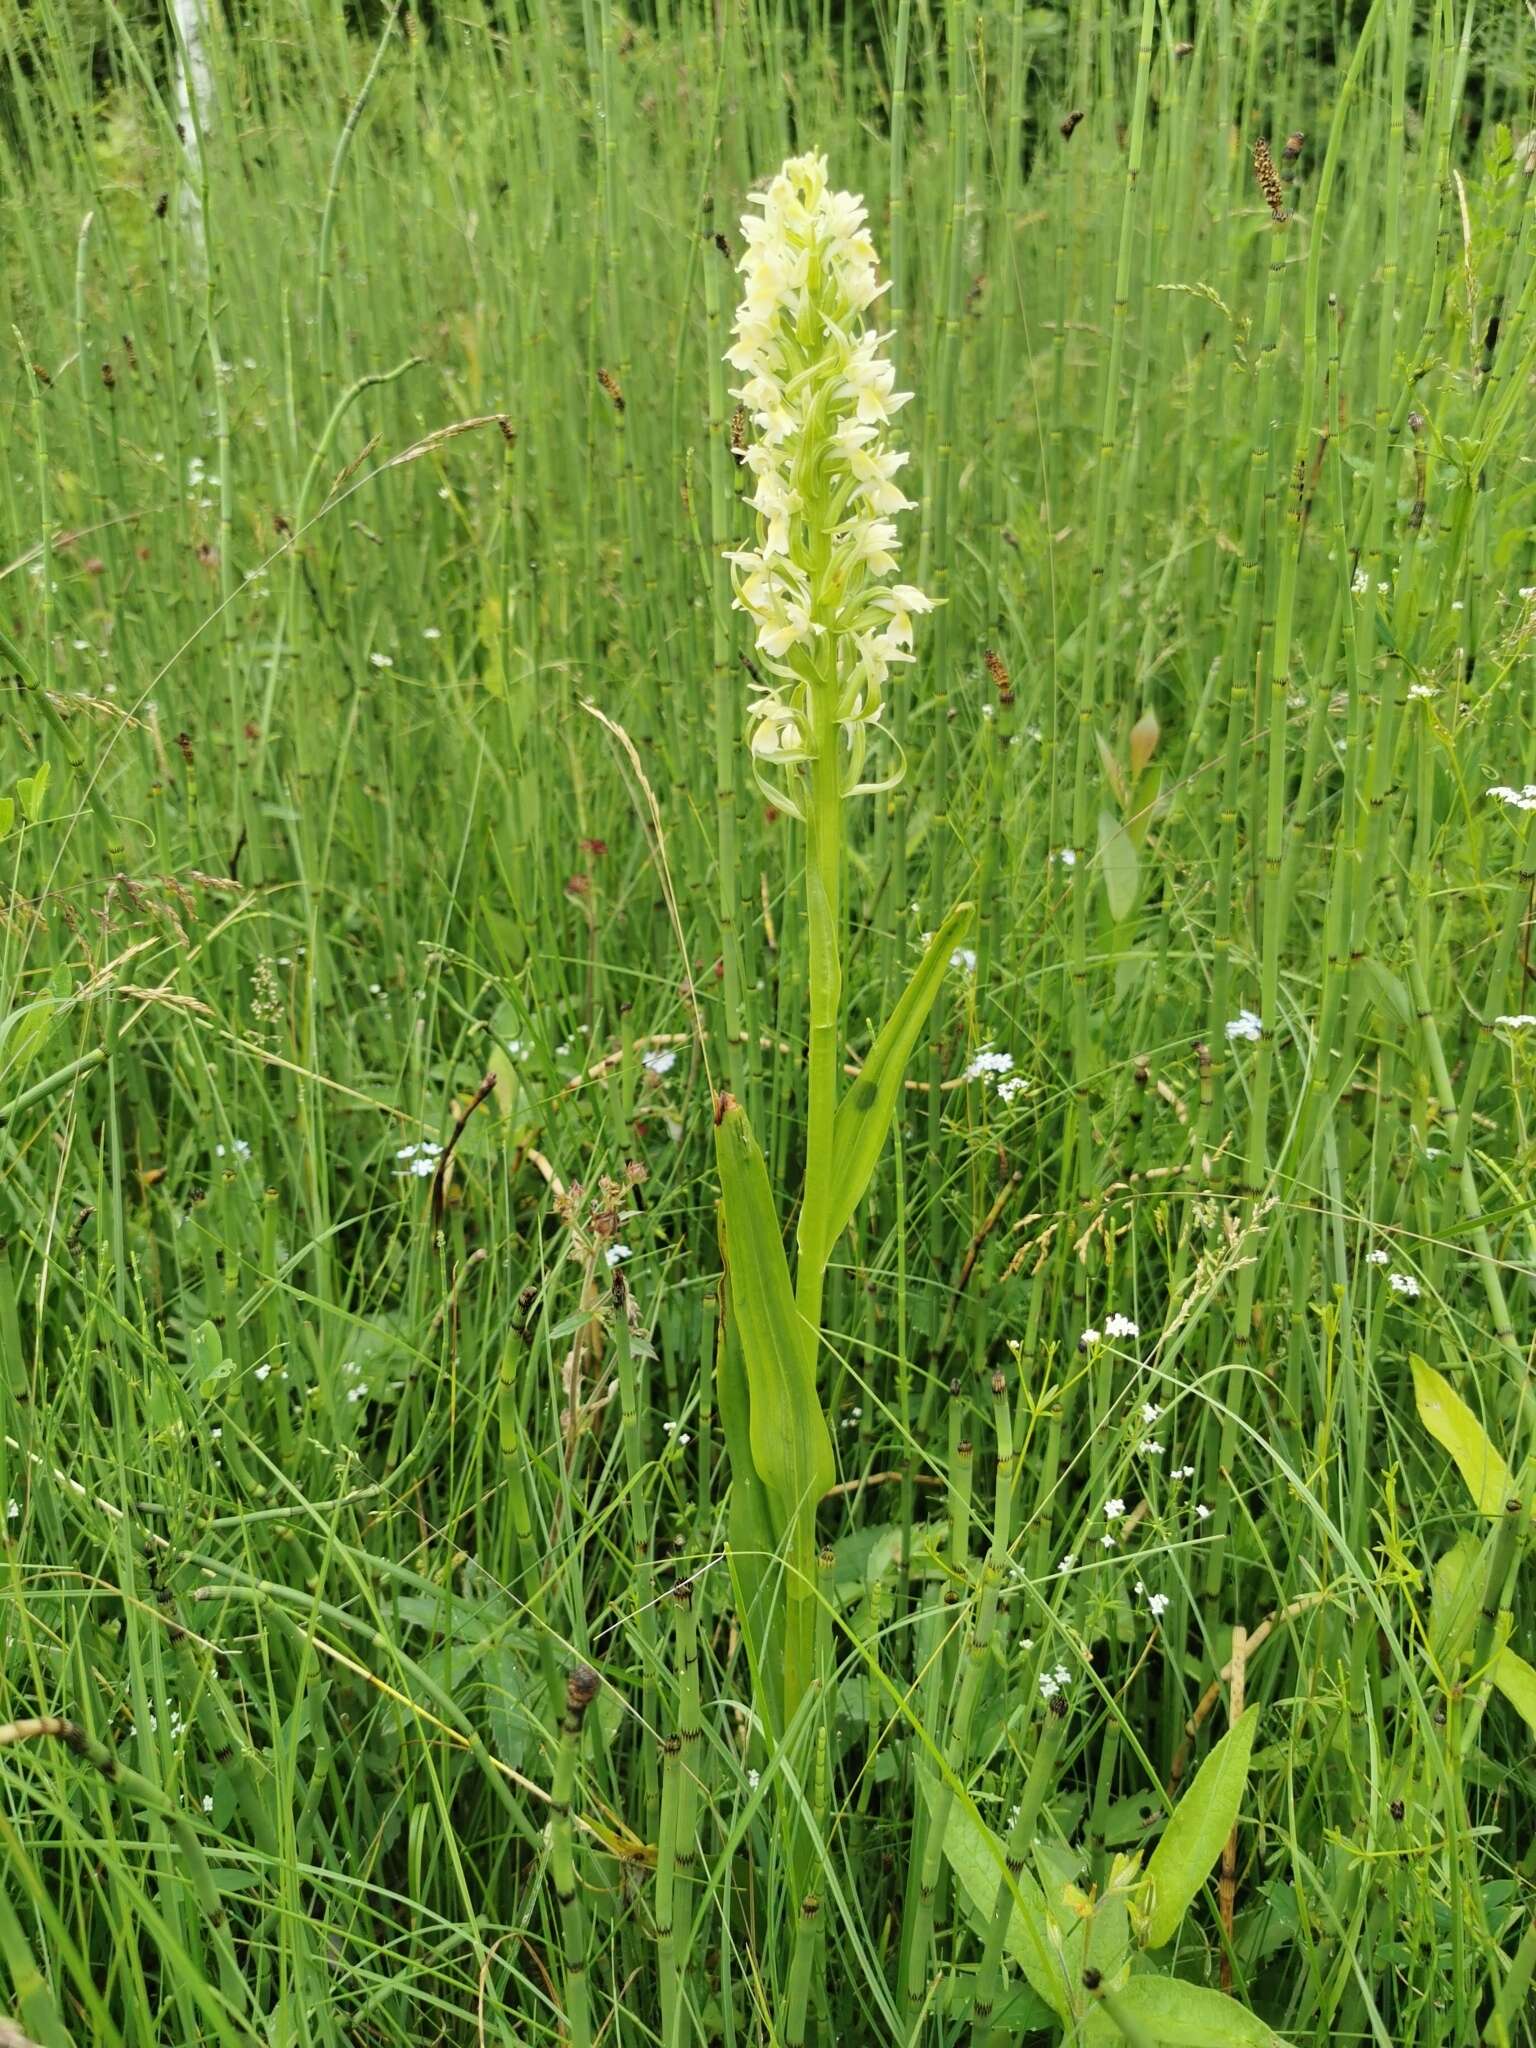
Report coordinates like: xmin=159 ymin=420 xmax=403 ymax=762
xmin=1494 ymin=1014 xmax=1536 ymax=1031
xmin=1037 ymin=1662 xmax=1073 ymax=1703
xmin=1488 ymin=784 xmax=1536 ymax=813
xmin=396 ymin=1141 xmax=441 ymax=1180
xmin=726 ymin=152 xmax=929 ymax=809
xmin=962 ymin=1044 xmax=1027 ymax=1102
xmin=1225 ymin=1009 xmax=1263 ymax=1044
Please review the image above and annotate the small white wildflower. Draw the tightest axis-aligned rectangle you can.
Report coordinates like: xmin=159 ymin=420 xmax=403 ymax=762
xmin=1038 ymin=1671 xmax=1060 ymax=1701
xmin=747 ymin=1768 xmax=760 ymax=1791
xmin=1053 ymin=1664 xmax=1070 ymax=1687
xmin=254 ymin=1364 xmax=272 ymax=1382
xmin=1080 ymin=1327 xmax=1102 ymax=1348
xmin=1147 ymin=1591 xmax=1170 ymax=1620
xmin=963 ymin=1046 xmax=1016 ymax=1084
xmin=605 ymin=1244 xmax=633 ymax=1267
xmin=1195 ymin=1503 xmax=1212 ymax=1521
xmin=1104 ymin=1312 xmax=1139 ymax=1339
xmin=1388 ymin=1271 xmax=1420 ymax=1298
xmin=1406 ymin=683 xmax=1438 ymax=701
xmin=950 ymin=946 xmax=977 ymax=974
xmin=1224 ymin=1009 xmax=1263 ymax=1044
xmin=1054 ymin=847 xmax=1078 ymax=868
xmin=1101 ymin=1533 xmax=1117 ymax=1548
xmin=369 ymin=652 xmax=394 ymax=669
xmin=1351 ymin=567 xmax=1369 ymax=594
xmin=1173 ymin=1464 xmax=1198 ymax=1481
xmin=1365 ymin=1248 xmax=1390 ymax=1265
xmin=996 ymin=1074 xmax=1029 ymax=1104
xmin=209 ymin=1427 xmax=223 ymax=1441
xmin=1139 ymin=1439 xmax=1164 ymax=1456
xmin=1487 ymin=785 xmax=1536 ymax=813
xmin=396 ymin=1141 xmax=442 ymax=1180
xmin=1103 ymin=1497 xmax=1126 ymax=1521
xmin=422 ymin=626 xmax=442 ymax=640
xmin=641 ymin=1048 xmax=678 ymax=1077
xmin=1521 ymin=587 xmax=1536 ymax=601
xmin=345 ymin=1384 xmax=368 ymax=1404
xmin=1141 ymin=1401 xmax=1161 ymax=1424
xmin=214 ymin=1139 xmax=252 ymax=1161
xmin=5 ymin=1500 xmax=17 ymax=1521
xmin=1376 ymin=581 xmax=1390 ymax=597
xmin=1494 ymin=1014 xmax=1536 ymax=1031
xmin=1057 ymin=1553 xmax=1077 ymax=1574
xmin=201 ymin=1793 xmax=215 ymax=1814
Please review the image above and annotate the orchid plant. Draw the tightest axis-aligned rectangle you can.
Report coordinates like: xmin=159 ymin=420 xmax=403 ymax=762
xmin=710 ymin=150 xmax=973 ymax=2025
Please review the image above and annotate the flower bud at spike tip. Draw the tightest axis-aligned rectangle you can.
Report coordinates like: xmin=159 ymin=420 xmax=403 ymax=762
xmin=725 ymin=152 xmax=930 ymax=816
xmin=1129 ymin=706 xmax=1160 ymax=780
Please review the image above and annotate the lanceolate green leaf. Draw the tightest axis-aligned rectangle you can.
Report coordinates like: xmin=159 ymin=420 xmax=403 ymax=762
xmin=921 ymin=1779 xmax=1076 ymax=2020
xmin=819 ymin=900 xmax=973 ymax=1264
xmin=714 ymin=1097 xmax=834 ymax=1544
xmin=1142 ymin=1708 xmax=1258 ymax=1951
xmin=1097 ymin=807 xmax=1140 ymax=922
xmin=1109 ymin=1974 xmax=1291 ymax=2045
xmin=1410 ymin=1355 xmax=1516 ymax=1517
xmin=1429 ymin=1534 xmax=1483 ymax=1666
xmin=1492 ymin=1645 xmax=1536 ymax=1738
xmin=715 ymin=1249 xmax=782 ymax=1730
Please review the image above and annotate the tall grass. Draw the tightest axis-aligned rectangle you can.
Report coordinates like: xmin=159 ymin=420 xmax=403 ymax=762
xmin=1 ymin=1 xmax=1535 ymax=2042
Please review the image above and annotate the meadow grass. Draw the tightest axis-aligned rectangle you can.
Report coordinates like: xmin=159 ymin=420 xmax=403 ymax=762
xmin=1 ymin=1 xmax=1536 ymax=2042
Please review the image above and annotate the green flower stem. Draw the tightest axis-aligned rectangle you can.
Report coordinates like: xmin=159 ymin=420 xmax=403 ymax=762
xmin=795 ymin=697 xmax=845 ymax=1346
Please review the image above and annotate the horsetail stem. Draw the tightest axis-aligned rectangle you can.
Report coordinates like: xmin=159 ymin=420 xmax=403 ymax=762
xmin=550 ymin=1664 xmax=601 ymax=2048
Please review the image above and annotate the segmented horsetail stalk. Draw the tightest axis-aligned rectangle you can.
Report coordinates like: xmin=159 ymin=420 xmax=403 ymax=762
xmin=551 ymin=1665 xmax=600 ymax=2048
xmin=971 ymin=1695 xmax=1070 ymax=2039
xmin=0 ymin=1716 xmax=253 ymax=2030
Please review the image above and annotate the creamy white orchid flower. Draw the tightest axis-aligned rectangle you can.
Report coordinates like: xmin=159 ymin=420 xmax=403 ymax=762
xmin=725 ymin=149 xmax=927 ymax=802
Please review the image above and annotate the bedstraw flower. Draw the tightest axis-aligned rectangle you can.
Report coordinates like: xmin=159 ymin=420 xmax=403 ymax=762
xmin=726 ymin=151 xmax=929 ymax=814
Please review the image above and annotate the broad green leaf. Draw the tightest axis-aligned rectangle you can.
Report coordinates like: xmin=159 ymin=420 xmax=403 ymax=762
xmin=1127 ymin=763 xmax=1164 ymax=848
xmin=921 ymin=1780 xmax=1076 ymax=2020
xmin=1492 ymin=1646 xmax=1536 ymax=1738
xmin=1429 ymin=1534 xmax=1482 ymax=1666
xmin=1097 ymin=808 xmax=1140 ymax=923
xmin=17 ymin=761 xmax=50 ymax=825
xmin=1360 ymin=956 xmax=1412 ymax=1030
xmin=714 ymin=1098 xmax=833 ymax=1547
xmin=1142 ymin=1708 xmax=1258 ymax=1950
xmin=1109 ymin=1974 xmax=1290 ymax=2045
xmin=0 ymin=996 xmax=57 ymax=1080
xmin=1410 ymin=1354 xmax=1515 ymax=1517
xmin=715 ymin=1250 xmax=781 ymax=1726
xmin=819 ymin=900 xmax=972 ymax=1262
xmin=0 ymin=797 xmax=13 ymax=837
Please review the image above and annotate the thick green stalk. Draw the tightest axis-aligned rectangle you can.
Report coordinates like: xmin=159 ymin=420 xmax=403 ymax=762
xmin=550 ymin=1666 xmax=601 ymax=2048
xmin=971 ymin=1697 xmax=1069 ymax=2039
